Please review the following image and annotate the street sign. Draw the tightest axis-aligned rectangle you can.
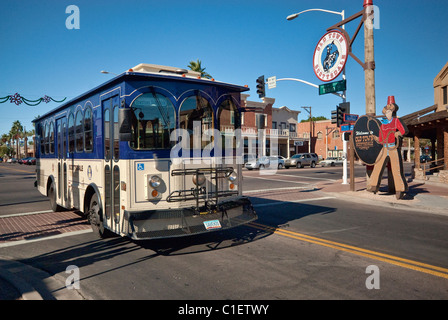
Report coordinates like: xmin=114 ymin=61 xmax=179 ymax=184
xmin=294 ymin=141 xmax=304 ymax=146
xmin=318 ymin=79 xmax=346 ymax=95
xmin=313 ymin=30 xmax=348 ymax=82
xmin=343 ymin=113 xmax=359 ymax=122
xmin=340 ymin=124 xmax=354 ymax=132
xmin=267 ymin=76 xmax=276 ymax=89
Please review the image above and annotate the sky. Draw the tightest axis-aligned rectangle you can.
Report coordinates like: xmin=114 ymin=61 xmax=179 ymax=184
xmin=1 ymin=0 xmax=447 ymax=137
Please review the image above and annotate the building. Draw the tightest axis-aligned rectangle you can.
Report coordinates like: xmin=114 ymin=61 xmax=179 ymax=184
xmin=239 ymin=95 xmax=344 ymax=160
xmin=402 ymin=61 xmax=448 ymax=183
xmin=272 ymin=106 xmax=301 ymax=157
xmin=294 ymin=119 xmax=343 ymax=159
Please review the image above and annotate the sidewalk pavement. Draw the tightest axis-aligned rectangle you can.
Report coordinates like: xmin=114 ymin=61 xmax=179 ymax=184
xmin=0 ymin=256 xmax=84 ymax=300
xmin=316 ymin=176 xmax=448 ymax=216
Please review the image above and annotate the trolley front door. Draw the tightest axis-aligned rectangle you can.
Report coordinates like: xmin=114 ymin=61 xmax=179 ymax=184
xmin=102 ymin=95 xmax=121 ymax=233
xmin=56 ymin=117 xmax=67 ymax=208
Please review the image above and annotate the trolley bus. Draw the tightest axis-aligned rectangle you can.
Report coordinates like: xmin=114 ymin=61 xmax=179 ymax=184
xmin=33 ymin=63 xmax=256 ymax=240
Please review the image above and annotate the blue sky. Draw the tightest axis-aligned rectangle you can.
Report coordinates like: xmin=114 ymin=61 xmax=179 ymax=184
xmin=1 ymin=0 xmax=447 ymax=136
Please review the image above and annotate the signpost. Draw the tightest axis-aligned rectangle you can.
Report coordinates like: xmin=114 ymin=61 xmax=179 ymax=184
xmin=267 ymin=76 xmax=277 ymax=89
xmin=343 ymin=113 xmax=359 ymax=122
xmin=340 ymin=124 xmax=354 ymax=132
xmin=318 ymin=79 xmax=346 ymax=95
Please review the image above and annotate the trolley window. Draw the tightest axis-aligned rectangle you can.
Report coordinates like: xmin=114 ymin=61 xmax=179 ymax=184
xmin=130 ymin=92 xmax=175 ymax=150
xmin=179 ymin=94 xmax=214 ymax=149
xmin=84 ymin=107 xmax=93 ymax=152
xmin=75 ymin=110 xmax=83 ymax=152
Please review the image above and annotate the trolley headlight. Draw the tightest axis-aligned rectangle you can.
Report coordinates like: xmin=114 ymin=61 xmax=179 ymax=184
xmin=149 ymin=175 xmax=161 ymax=188
xmin=192 ymin=173 xmax=206 ymax=186
xmin=227 ymin=171 xmax=237 ymax=182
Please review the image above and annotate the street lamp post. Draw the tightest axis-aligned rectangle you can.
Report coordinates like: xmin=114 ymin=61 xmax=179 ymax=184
xmin=287 ymin=8 xmax=349 ymax=184
xmin=100 ymin=70 xmax=118 ymax=76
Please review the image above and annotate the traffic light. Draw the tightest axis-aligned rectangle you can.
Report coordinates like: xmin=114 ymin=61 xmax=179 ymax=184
xmin=331 ymin=107 xmax=338 ymax=125
xmin=256 ymin=75 xmax=265 ymax=98
xmin=337 ymin=102 xmax=350 ymax=127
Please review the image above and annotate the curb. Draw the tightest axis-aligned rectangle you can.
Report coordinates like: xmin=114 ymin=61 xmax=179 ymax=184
xmin=0 ymin=256 xmax=84 ymax=300
xmin=322 ymin=190 xmax=448 ymax=216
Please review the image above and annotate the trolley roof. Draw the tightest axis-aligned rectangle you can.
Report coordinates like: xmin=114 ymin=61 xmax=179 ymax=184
xmin=33 ymin=63 xmax=249 ymax=122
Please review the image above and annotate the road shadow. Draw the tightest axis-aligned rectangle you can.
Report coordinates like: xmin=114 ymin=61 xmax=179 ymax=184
xmin=9 ymin=196 xmax=335 ymax=299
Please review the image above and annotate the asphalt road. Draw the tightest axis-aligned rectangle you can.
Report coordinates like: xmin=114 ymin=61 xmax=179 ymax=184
xmin=1 ymin=162 xmax=447 ymax=302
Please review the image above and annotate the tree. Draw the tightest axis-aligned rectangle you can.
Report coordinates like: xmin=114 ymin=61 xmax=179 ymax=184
xmin=10 ymin=120 xmax=23 ymax=159
xmin=300 ymin=116 xmax=328 ymax=123
xmin=187 ymin=59 xmax=212 ymax=79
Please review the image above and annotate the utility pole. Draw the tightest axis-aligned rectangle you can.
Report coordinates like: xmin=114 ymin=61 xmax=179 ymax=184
xmin=364 ymin=0 xmax=376 ymax=117
xmin=301 ymin=106 xmax=312 ymax=153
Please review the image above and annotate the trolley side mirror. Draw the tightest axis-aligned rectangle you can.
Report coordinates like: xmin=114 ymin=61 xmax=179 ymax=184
xmin=119 ymin=108 xmax=132 ymax=142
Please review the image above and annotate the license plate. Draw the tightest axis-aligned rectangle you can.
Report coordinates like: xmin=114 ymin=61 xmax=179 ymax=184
xmin=203 ymin=219 xmax=222 ymax=230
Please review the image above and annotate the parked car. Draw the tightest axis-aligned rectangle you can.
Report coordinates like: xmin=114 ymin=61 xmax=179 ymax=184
xmin=285 ymin=153 xmax=319 ymax=168
xmin=245 ymin=156 xmax=285 ymax=170
xmin=18 ymin=157 xmax=31 ymax=164
xmin=25 ymin=157 xmax=36 ymax=165
xmin=320 ymin=157 xmax=344 ymax=167
xmin=7 ymin=158 xmax=17 ymax=163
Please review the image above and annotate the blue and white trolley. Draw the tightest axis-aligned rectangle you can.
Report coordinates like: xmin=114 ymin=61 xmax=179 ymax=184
xmin=33 ymin=64 xmax=256 ymax=240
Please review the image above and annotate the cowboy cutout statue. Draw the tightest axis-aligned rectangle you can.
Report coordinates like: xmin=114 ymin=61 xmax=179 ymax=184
xmin=366 ymin=96 xmax=409 ymax=199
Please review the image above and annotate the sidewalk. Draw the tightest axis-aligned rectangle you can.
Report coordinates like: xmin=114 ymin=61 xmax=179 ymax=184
xmin=316 ymin=176 xmax=448 ymax=216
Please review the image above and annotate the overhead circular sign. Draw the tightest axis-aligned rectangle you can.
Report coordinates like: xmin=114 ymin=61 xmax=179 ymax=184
xmin=313 ymin=30 xmax=348 ymax=82
xmin=352 ymin=115 xmax=383 ymax=166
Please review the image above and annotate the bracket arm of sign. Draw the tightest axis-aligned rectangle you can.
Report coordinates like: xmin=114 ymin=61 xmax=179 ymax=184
xmin=324 ymin=8 xmax=374 ymax=71
xmin=267 ymin=77 xmax=345 ymax=99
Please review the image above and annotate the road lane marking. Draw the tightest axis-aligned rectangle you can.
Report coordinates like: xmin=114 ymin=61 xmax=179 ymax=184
xmin=249 ymin=222 xmax=448 ymax=280
xmin=244 ymin=186 xmax=313 ymax=194
xmin=0 ymin=166 xmax=35 ymax=174
xmin=252 ymin=196 xmax=336 ymax=208
xmin=244 ymin=176 xmax=309 ymax=185
xmin=0 ymin=229 xmax=93 ymax=248
xmin=275 ymin=173 xmax=337 ymax=182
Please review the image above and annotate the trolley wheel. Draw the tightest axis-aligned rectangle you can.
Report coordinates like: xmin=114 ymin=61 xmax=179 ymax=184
xmin=88 ymin=194 xmax=111 ymax=239
xmin=48 ymin=181 xmax=63 ymax=212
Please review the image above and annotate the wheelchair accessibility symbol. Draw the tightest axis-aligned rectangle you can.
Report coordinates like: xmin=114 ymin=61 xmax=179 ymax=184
xmin=137 ymin=163 xmax=144 ymax=171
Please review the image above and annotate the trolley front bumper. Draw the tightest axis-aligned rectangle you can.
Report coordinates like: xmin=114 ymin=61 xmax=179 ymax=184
xmin=123 ymin=197 xmax=256 ymax=240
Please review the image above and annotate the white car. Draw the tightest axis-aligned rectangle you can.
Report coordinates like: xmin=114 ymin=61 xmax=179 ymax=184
xmin=320 ymin=157 xmax=344 ymax=167
xmin=245 ymin=156 xmax=286 ymax=170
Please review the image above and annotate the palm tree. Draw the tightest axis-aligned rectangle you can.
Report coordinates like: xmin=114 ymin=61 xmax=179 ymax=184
xmin=10 ymin=120 xmax=23 ymax=159
xmin=187 ymin=59 xmax=212 ymax=79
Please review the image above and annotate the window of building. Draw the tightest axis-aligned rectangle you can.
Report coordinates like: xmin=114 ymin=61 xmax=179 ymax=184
xmin=333 ymin=130 xmax=340 ymax=138
xmin=280 ymin=122 xmax=287 ymax=130
xmin=317 ymin=131 xmax=323 ymax=140
xmin=84 ymin=107 xmax=93 ymax=152
xmin=272 ymin=121 xmax=277 ymax=129
xmin=256 ymin=113 xmax=266 ymax=129
xmin=289 ymin=123 xmax=296 ymax=132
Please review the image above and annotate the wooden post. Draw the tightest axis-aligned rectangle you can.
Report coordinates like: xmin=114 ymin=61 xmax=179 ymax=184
xmin=444 ymin=127 xmax=448 ymax=170
xmin=364 ymin=1 xmax=376 ymax=117
xmin=414 ymin=133 xmax=420 ymax=168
